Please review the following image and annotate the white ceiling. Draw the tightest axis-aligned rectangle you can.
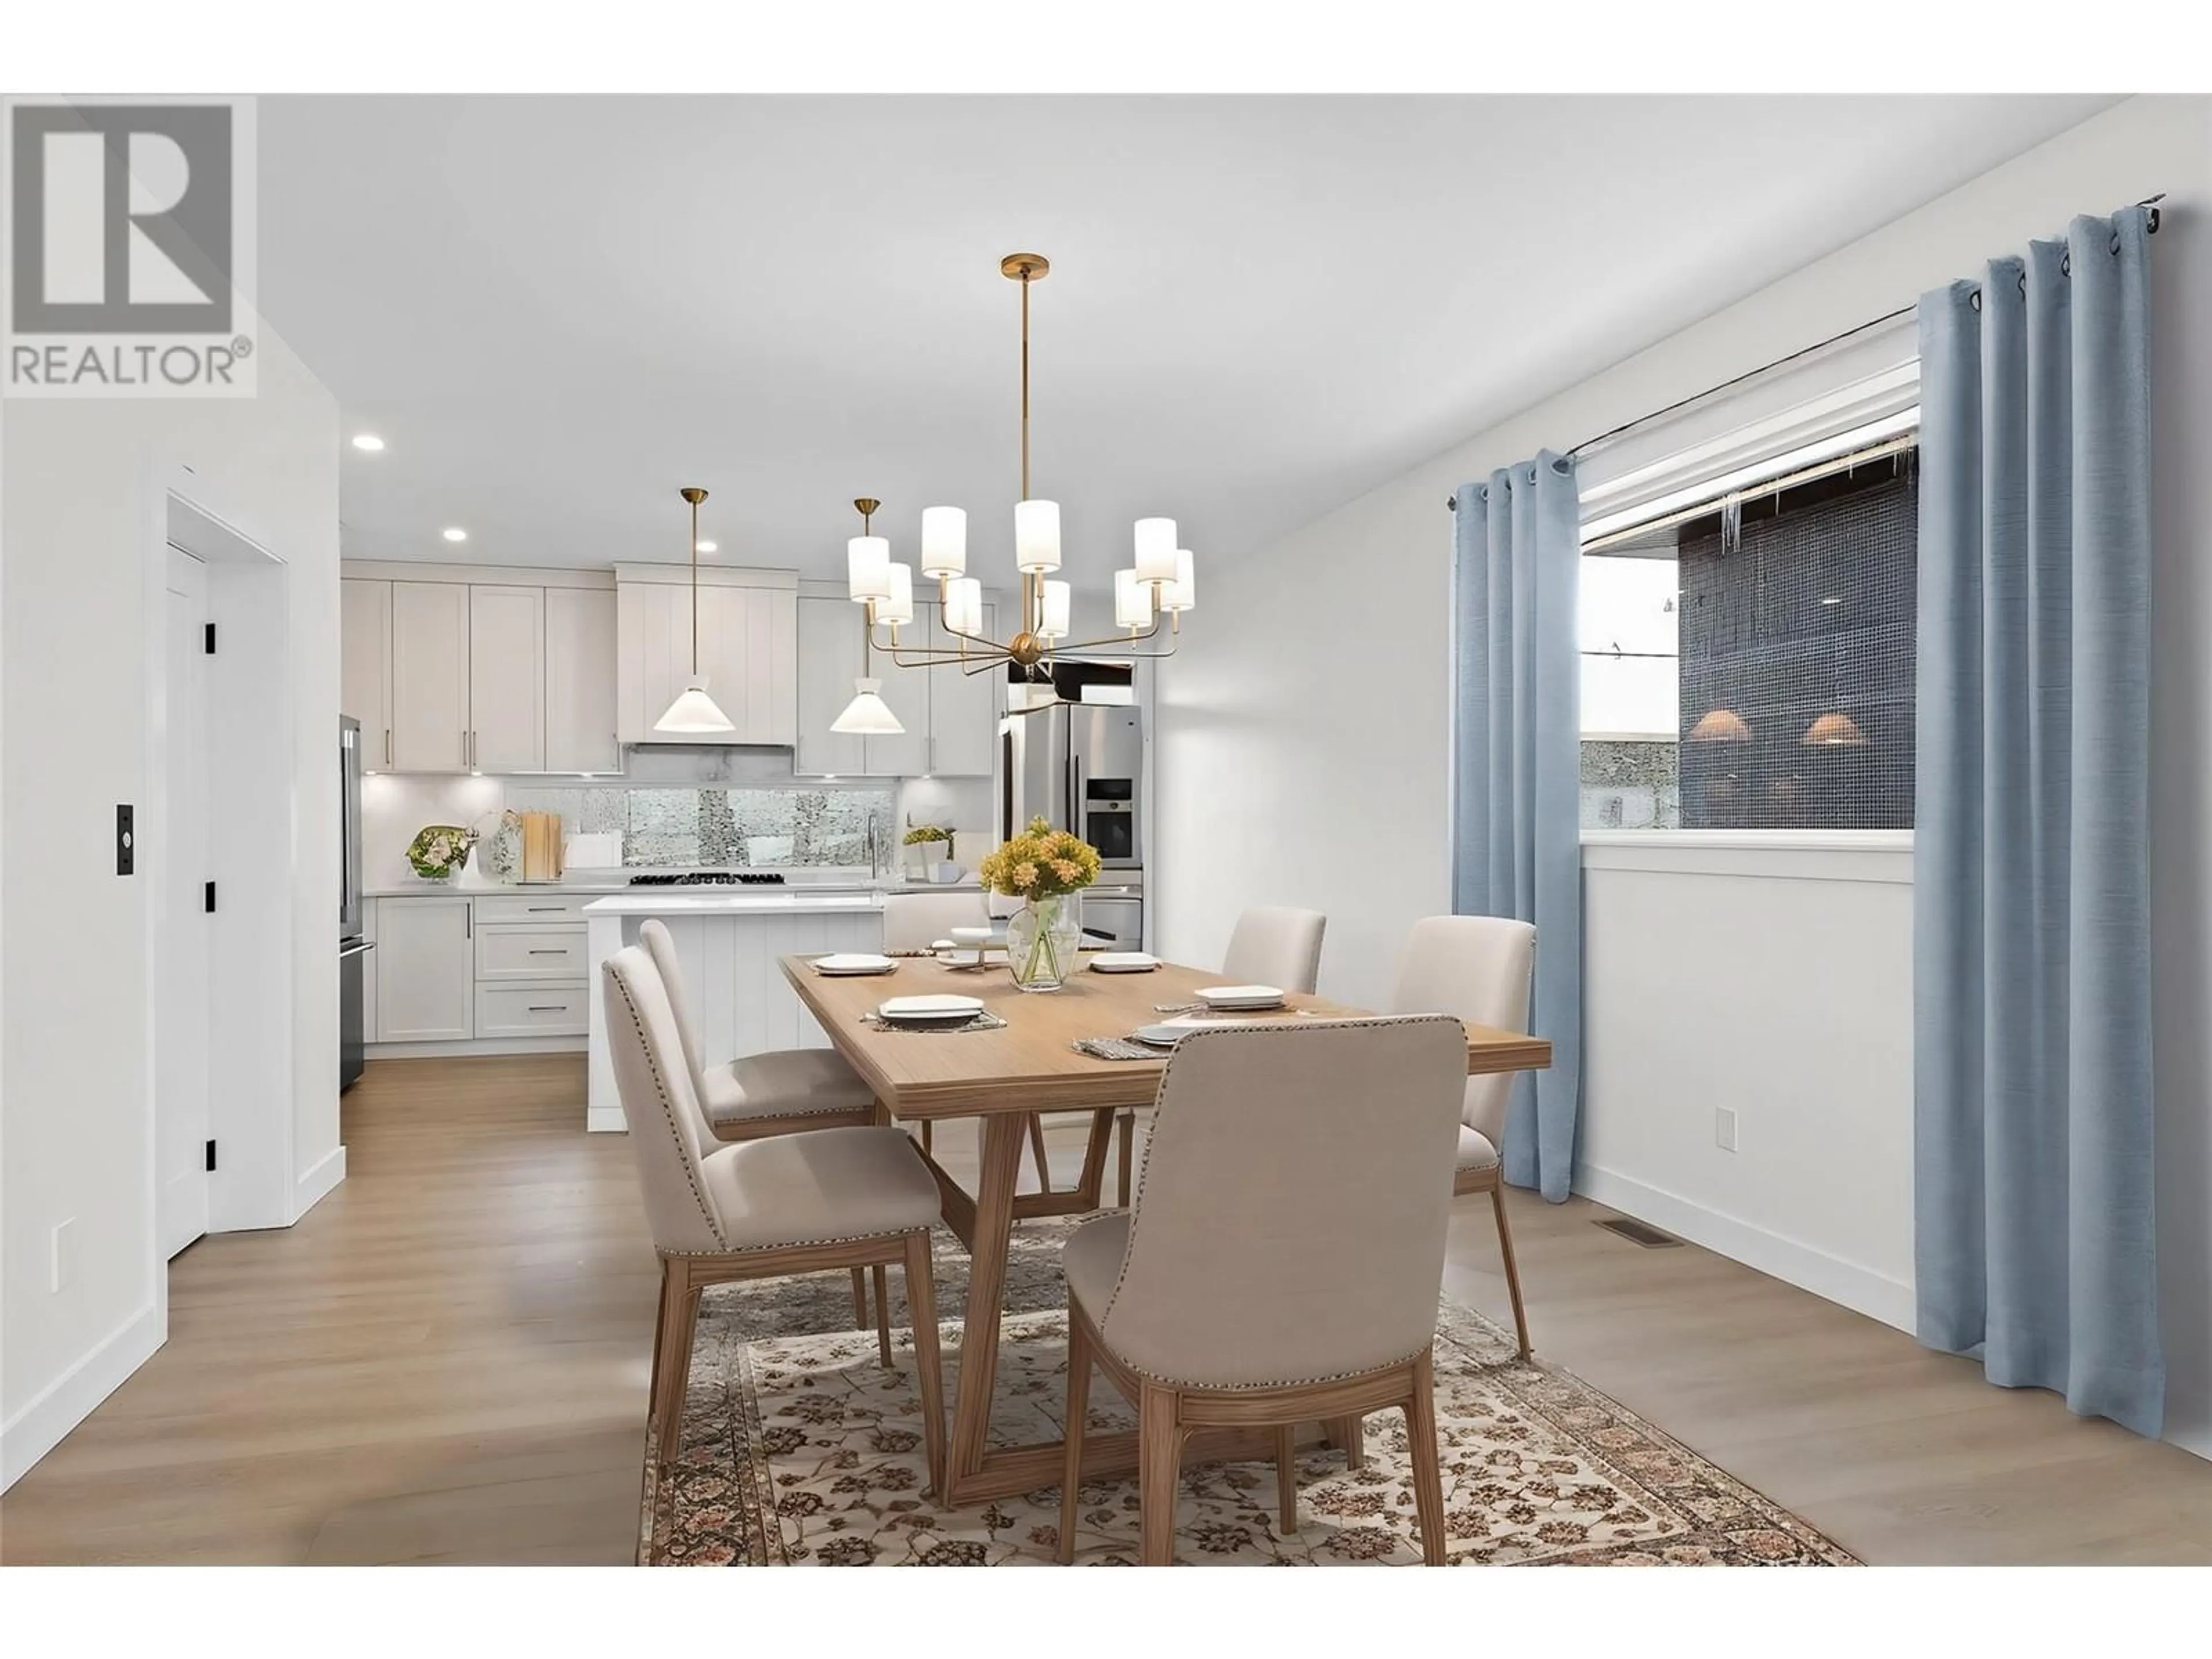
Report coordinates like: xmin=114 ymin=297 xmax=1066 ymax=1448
xmin=260 ymin=94 xmax=2113 ymax=581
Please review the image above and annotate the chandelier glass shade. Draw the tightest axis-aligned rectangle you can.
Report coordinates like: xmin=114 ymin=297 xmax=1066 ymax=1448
xmin=843 ymin=253 xmax=1195 ymax=707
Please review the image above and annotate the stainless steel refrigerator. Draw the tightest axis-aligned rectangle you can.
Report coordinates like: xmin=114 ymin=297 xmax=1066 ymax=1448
xmin=997 ymin=692 xmax=1146 ymax=950
xmin=339 ymin=716 xmax=373 ymax=1090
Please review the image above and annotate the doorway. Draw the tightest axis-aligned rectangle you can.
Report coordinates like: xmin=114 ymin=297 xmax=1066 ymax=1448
xmin=158 ymin=546 xmax=211 ymax=1257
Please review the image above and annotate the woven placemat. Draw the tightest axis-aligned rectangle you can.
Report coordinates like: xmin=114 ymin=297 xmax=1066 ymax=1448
xmin=859 ymin=1010 xmax=1010 ymax=1036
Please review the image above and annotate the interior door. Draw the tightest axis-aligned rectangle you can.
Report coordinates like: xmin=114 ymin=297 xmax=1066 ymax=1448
xmin=160 ymin=546 xmax=211 ymax=1257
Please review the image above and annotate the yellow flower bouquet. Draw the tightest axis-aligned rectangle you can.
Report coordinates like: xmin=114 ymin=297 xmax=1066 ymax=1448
xmin=979 ymin=816 xmax=1101 ymax=990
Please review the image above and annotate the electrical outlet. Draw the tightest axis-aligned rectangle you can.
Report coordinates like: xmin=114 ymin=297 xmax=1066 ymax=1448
xmin=51 ymin=1218 xmax=74 ymax=1291
xmin=1715 ymin=1108 xmax=1739 ymax=1153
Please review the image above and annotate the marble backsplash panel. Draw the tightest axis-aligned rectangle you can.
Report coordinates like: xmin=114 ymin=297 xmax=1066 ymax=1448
xmin=503 ymin=785 xmax=899 ymax=868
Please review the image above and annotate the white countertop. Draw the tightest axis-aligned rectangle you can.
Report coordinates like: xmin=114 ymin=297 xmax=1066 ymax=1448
xmin=369 ymin=872 xmax=984 ymax=900
xmin=581 ymin=891 xmax=889 ymax=916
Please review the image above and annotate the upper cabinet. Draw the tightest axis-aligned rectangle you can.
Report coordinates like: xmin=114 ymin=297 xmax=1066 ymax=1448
xmin=791 ymin=595 xmax=998 ymax=778
xmin=340 ymin=578 xmax=394 ymax=770
xmin=468 ymin=585 xmax=546 ymax=773
xmin=342 ymin=568 xmax=622 ymax=776
xmin=925 ymin=597 xmax=998 ymax=777
xmin=616 ymin=568 xmax=798 ymax=746
xmin=543 ymin=587 xmax=620 ymax=773
xmin=390 ymin=580 xmax=471 ymax=773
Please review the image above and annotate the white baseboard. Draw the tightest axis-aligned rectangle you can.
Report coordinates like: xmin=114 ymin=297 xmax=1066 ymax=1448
xmin=366 ymin=1035 xmax=586 ymax=1060
xmin=587 ymin=1106 xmax=627 ymax=1134
xmin=293 ymin=1144 xmax=347 ymax=1219
xmin=1 ymin=1301 xmax=164 ymax=1493
xmin=1573 ymin=1162 xmax=1916 ymax=1333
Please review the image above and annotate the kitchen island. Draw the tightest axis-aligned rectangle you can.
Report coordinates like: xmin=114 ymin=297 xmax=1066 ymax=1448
xmin=582 ymin=891 xmax=896 ymax=1131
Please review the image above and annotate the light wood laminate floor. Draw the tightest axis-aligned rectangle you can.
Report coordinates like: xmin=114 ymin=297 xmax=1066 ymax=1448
xmin=2 ymin=1055 xmax=2206 ymax=1564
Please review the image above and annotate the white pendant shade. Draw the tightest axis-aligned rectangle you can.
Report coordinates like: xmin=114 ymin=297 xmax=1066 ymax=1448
xmin=945 ymin=575 xmax=984 ymax=635
xmin=655 ymin=676 xmax=736 ymax=735
xmin=1115 ymin=567 xmax=1154 ymax=630
xmin=921 ymin=506 xmax=967 ymax=578
xmin=1134 ymin=517 xmax=1179 ymax=584
xmin=878 ymin=562 xmax=915 ymax=627
xmin=1015 ymin=499 xmax=1061 ymax=572
xmin=1161 ymin=547 xmax=1196 ymax=613
xmin=830 ymin=677 xmax=905 ymax=736
xmin=1039 ymin=579 xmax=1071 ymax=639
xmin=847 ymin=534 xmax=892 ymax=602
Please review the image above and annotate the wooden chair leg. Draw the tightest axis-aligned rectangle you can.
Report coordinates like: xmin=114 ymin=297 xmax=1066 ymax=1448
xmin=849 ymin=1266 xmax=869 ymax=1330
xmin=1404 ymin=1350 xmax=1448 ymax=1565
xmin=903 ymin=1231 xmax=948 ymax=1503
xmin=1274 ymin=1425 xmax=1299 ymax=1537
xmin=1326 ymin=1414 xmax=1365 ymax=1470
xmin=1137 ymin=1383 xmax=1185 ymax=1565
xmin=1489 ymin=1180 xmax=1532 ymax=1359
xmin=651 ymin=1258 xmax=700 ymax=1463
xmin=1028 ymin=1113 xmax=1053 ymax=1195
xmin=872 ymin=1263 xmax=893 ymax=1368
xmin=1058 ymin=1309 xmax=1093 ymax=1563
xmin=1116 ymin=1111 xmax=1134 ymax=1207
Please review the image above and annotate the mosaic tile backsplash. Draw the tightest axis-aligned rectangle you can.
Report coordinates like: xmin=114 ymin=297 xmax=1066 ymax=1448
xmin=503 ymin=786 xmax=900 ymax=868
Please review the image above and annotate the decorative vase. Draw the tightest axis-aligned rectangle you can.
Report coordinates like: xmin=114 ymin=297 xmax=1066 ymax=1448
xmin=1006 ymin=893 xmax=1081 ymax=993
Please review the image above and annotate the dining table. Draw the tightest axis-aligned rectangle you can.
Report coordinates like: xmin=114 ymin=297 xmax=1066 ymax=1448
xmin=779 ymin=950 xmax=1553 ymax=1510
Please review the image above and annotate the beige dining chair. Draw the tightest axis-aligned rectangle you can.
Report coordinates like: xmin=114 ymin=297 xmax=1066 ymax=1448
xmin=1395 ymin=915 xmax=1537 ymax=1361
xmin=638 ymin=918 xmax=891 ymax=1349
xmin=1058 ymin=1017 xmax=1468 ymax=1565
xmin=603 ymin=946 xmax=949 ymax=1496
xmin=880 ymin=889 xmax=990 ymax=952
xmin=1115 ymin=904 xmax=1328 ymax=1205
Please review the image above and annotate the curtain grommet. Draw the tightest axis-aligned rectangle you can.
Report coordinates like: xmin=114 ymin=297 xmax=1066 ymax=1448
xmin=1969 ymin=288 xmax=1983 ymax=312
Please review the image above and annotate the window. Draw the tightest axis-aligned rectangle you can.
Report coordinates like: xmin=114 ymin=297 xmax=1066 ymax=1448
xmin=1579 ymin=441 xmax=1918 ymax=832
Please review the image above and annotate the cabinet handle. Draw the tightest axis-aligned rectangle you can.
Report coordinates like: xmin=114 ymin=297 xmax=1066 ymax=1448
xmin=527 ymin=1005 xmax=565 ymax=1013
xmin=384 ymin=728 xmax=392 ymax=767
xmin=527 ymin=948 xmax=566 ymax=955
xmin=527 ymin=905 xmax=564 ymax=912
xmin=464 ymin=906 xmax=472 ymax=938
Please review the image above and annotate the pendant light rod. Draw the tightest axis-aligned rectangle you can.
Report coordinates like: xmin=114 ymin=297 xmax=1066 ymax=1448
xmin=680 ymin=485 xmax=707 ymax=674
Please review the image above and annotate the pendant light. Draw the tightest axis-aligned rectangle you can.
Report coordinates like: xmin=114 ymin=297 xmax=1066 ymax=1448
xmin=654 ymin=487 xmax=737 ymax=734
xmin=831 ymin=498 xmax=907 ymax=736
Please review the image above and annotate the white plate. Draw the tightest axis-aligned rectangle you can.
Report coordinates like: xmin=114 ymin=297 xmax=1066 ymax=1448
xmin=878 ymin=994 xmax=985 ymax=1024
xmin=1089 ymin=952 xmax=1160 ymax=974
xmin=814 ymin=953 xmax=897 ymax=976
xmin=1130 ymin=1023 xmax=1190 ymax=1047
xmin=1195 ymin=983 xmax=1286 ymax=1009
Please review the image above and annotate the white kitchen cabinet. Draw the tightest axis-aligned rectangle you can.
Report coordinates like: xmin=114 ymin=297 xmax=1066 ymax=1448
xmin=618 ymin=573 xmax=797 ymax=746
xmin=340 ymin=578 xmax=394 ymax=769
xmin=868 ymin=615 xmax=932 ymax=777
xmin=543 ymin=586 xmax=620 ymax=773
xmin=925 ymin=598 xmax=999 ymax=776
xmin=795 ymin=595 xmax=866 ymax=776
xmin=468 ymin=585 xmax=546 ymax=773
xmin=374 ymin=895 xmax=474 ymax=1041
xmin=389 ymin=581 xmax=472 ymax=772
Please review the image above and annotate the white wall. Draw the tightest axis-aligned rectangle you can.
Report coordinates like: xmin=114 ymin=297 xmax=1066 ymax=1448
xmin=1 ymin=326 xmax=342 ymax=1488
xmin=1156 ymin=94 xmax=2212 ymax=1459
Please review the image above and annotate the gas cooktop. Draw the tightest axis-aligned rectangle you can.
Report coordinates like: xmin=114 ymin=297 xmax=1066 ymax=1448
xmin=626 ymin=871 xmax=787 ymax=887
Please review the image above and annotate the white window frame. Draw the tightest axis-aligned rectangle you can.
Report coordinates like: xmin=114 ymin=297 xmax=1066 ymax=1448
xmin=1574 ymin=314 xmax=1922 ymax=852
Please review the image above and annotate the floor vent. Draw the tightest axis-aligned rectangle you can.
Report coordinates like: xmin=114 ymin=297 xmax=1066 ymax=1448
xmin=1595 ymin=1216 xmax=1683 ymax=1249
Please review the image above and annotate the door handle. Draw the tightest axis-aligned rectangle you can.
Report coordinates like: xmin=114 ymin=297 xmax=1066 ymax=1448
xmin=338 ymin=939 xmax=377 ymax=959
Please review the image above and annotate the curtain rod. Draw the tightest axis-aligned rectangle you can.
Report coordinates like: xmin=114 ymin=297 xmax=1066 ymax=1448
xmin=1448 ymin=195 xmax=2163 ymax=512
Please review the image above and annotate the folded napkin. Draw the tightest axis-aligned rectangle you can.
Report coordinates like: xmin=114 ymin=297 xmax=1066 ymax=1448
xmin=1072 ymin=1036 xmax=1166 ymax=1062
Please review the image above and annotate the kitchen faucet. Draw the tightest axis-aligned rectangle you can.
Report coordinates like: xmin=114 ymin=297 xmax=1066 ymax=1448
xmin=865 ymin=815 xmax=884 ymax=880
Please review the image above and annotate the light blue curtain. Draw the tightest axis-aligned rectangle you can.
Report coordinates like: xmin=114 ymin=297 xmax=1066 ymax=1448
xmin=1452 ymin=452 xmax=1582 ymax=1201
xmin=1915 ymin=206 xmax=2162 ymax=1438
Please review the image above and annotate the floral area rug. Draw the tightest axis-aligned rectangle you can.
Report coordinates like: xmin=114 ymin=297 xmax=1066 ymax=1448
xmin=640 ymin=1218 xmax=1859 ymax=1566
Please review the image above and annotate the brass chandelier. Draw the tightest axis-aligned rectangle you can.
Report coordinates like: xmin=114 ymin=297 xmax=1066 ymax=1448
xmin=833 ymin=252 xmax=1195 ymax=731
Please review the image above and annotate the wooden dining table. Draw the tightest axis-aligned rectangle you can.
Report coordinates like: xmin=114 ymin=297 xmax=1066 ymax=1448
xmin=781 ymin=951 xmax=1552 ymax=1510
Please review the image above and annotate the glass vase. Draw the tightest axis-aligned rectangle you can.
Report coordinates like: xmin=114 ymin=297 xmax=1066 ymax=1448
xmin=1006 ymin=893 xmax=1082 ymax=992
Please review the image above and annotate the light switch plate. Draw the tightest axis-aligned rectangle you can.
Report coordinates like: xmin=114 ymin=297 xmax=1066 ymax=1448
xmin=1715 ymin=1107 xmax=1739 ymax=1153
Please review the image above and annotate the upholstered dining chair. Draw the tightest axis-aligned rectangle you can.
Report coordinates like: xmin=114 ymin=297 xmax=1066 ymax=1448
xmin=1114 ymin=904 xmax=1328 ymax=1205
xmin=638 ymin=918 xmax=892 ymax=1350
xmin=879 ymin=889 xmax=990 ymax=952
xmin=1394 ymin=915 xmax=1537 ymax=1360
xmin=1058 ymin=1017 xmax=1468 ymax=1565
xmin=603 ymin=946 xmax=949 ymax=1497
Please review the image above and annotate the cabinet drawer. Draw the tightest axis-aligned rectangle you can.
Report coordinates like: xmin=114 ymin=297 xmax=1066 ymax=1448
xmin=474 ymin=983 xmax=589 ymax=1037
xmin=472 ymin=893 xmax=597 ymax=925
xmin=475 ymin=923 xmax=588 ymax=980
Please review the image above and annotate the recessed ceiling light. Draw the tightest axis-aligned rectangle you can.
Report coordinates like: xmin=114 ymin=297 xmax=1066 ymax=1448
xmin=351 ymin=433 xmax=385 ymax=452
xmin=442 ymin=527 xmax=468 ymax=543
xmin=695 ymin=540 xmax=718 ymax=554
